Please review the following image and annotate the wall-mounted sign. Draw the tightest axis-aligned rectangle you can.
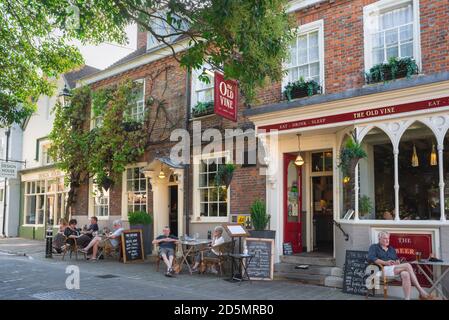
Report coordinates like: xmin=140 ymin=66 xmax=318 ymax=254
xmin=259 ymin=96 xmax=449 ymax=132
xmin=0 ymin=161 xmax=18 ymax=179
xmin=214 ymin=71 xmax=238 ymax=122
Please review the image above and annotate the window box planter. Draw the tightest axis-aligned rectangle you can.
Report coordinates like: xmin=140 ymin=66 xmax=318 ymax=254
xmin=122 ymin=120 xmax=142 ymax=132
xmin=365 ymin=57 xmax=419 ymax=84
xmin=192 ymin=101 xmax=214 ymax=118
xmin=283 ymin=78 xmax=321 ymax=101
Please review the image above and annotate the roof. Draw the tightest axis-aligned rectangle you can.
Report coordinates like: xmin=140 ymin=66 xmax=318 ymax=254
xmin=108 ymin=46 xmax=148 ymax=69
xmin=63 ymin=65 xmax=100 ymax=89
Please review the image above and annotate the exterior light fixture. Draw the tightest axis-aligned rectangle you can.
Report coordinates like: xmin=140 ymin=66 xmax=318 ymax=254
xmin=295 ymin=134 xmax=304 ymax=166
xmin=158 ymin=164 xmax=166 ymax=179
xmin=430 ymin=144 xmax=437 ymax=166
xmin=343 ymin=176 xmax=351 ymax=184
xmin=58 ymin=84 xmax=72 ymax=107
xmin=411 ymin=144 xmax=419 ymax=167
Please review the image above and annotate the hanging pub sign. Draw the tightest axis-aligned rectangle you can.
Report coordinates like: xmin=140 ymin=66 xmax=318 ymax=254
xmin=214 ymin=71 xmax=238 ymax=122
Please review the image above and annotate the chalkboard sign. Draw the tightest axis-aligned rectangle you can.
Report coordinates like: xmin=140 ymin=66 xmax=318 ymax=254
xmin=342 ymin=250 xmax=370 ymax=296
xmin=121 ymin=229 xmax=145 ymax=263
xmin=283 ymin=242 xmax=293 ymax=255
xmin=244 ymin=238 xmax=274 ymax=280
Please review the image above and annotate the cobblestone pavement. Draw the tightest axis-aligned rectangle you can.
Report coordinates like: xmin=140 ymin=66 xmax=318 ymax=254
xmin=0 ymin=238 xmax=366 ymax=300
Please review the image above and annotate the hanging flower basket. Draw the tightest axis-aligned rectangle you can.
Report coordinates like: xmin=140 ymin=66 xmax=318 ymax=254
xmin=100 ymin=177 xmax=114 ymax=191
xmin=338 ymin=137 xmax=367 ymax=178
xmin=215 ymin=163 xmax=237 ymax=187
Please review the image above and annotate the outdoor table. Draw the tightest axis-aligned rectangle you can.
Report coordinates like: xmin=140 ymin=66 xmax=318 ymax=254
xmin=179 ymin=239 xmax=211 ymax=274
xmin=410 ymin=259 xmax=449 ymax=300
xmin=229 ymin=253 xmax=255 ymax=285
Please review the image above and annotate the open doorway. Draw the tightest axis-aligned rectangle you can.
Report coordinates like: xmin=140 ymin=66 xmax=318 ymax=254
xmin=310 ymin=151 xmax=333 ymax=254
xmin=169 ymin=186 xmax=178 ymax=236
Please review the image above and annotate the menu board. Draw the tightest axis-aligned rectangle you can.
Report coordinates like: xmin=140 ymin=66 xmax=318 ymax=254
xmin=283 ymin=242 xmax=293 ymax=255
xmin=121 ymin=229 xmax=144 ymax=263
xmin=245 ymin=238 xmax=274 ymax=280
xmin=342 ymin=250 xmax=369 ymax=296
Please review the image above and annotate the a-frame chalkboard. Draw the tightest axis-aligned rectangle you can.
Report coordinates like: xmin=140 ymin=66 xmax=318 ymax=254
xmin=342 ymin=250 xmax=370 ymax=296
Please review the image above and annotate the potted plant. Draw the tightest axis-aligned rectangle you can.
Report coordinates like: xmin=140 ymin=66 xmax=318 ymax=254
xmin=359 ymin=195 xmax=373 ymax=219
xmin=98 ymin=176 xmax=114 ymax=192
xmin=192 ymin=101 xmax=214 ymax=118
xmin=249 ymin=199 xmax=275 ymax=239
xmin=365 ymin=57 xmax=418 ymax=84
xmin=215 ymin=163 xmax=237 ymax=187
xmin=283 ymin=77 xmax=321 ymax=101
xmin=128 ymin=211 xmax=153 ymax=256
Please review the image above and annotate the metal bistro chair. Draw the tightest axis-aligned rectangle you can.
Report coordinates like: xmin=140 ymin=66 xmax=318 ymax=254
xmin=200 ymin=241 xmax=233 ymax=276
xmin=156 ymin=243 xmax=182 ymax=274
xmin=61 ymin=236 xmax=86 ymax=260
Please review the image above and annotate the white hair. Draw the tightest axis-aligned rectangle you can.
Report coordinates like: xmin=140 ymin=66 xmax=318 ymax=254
xmin=378 ymin=231 xmax=389 ymax=240
xmin=113 ymin=219 xmax=122 ymax=227
xmin=214 ymin=226 xmax=224 ymax=235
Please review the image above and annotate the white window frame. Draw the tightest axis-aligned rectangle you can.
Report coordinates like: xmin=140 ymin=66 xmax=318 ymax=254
xmin=282 ymin=19 xmax=325 ymax=94
xmin=88 ymin=180 xmax=110 ymax=220
xmin=121 ymin=162 xmax=148 ymax=220
xmin=146 ymin=11 xmax=187 ymax=51
xmin=287 ymin=0 xmax=324 ymax=13
xmin=363 ymin=0 xmax=421 ymax=72
xmin=191 ymin=64 xmax=215 ymax=110
xmin=41 ymin=142 xmax=54 ymax=166
xmin=128 ymin=78 xmax=146 ymax=122
xmin=23 ymin=180 xmax=46 ymax=227
xmin=192 ymin=151 xmax=231 ymax=223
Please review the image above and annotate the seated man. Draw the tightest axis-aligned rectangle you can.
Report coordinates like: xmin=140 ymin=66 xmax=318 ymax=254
xmin=81 ymin=219 xmax=124 ymax=261
xmin=152 ymin=226 xmax=179 ymax=277
xmin=82 ymin=216 xmax=99 ymax=238
xmin=191 ymin=226 xmax=225 ymax=273
xmin=368 ymin=231 xmax=434 ymax=300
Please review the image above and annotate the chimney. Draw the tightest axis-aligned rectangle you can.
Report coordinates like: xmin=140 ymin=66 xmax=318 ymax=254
xmin=137 ymin=24 xmax=147 ymax=50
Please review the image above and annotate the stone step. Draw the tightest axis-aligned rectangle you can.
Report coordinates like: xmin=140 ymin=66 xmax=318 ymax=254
xmin=274 ymin=272 xmax=327 ymax=286
xmin=324 ymin=276 xmax=344 ymax=289
xmin=274 ymin=263 xmax=343 ymax=277
xmin=280 ymin=255 xmax=336 ymax=267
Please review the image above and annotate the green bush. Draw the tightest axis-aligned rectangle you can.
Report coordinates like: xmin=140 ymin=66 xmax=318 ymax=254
xmin=128 ymin=211 xmax=153 ymax=225
xmin=250 ymin=199 xmax=271 ymax=231
xmin=359 ymin=195 xmax=373 ymax=216
xmin=283 ymin=77 xmax=321 ymax=101
xmin=365 ymin=57 xmax=419 ymax=84
xmin=192 ymin=101 xmax=214 ymax=117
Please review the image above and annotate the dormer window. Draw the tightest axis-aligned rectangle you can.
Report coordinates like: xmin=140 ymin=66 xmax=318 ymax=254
xmin=146 ymin=11 xmax=188 ymax=51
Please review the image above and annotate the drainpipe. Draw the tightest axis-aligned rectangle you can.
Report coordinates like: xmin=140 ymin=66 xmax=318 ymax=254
xmin=2 ymin=127 xmax=10 ymax=237
xmin=184 ymin=68 xmax=192 ymax=236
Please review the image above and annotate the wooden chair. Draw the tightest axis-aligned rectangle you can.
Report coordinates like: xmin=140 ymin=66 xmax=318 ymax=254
xmin=200 ymin=241 xmax=233 ymax=276
xmin=97 ymin=238 xmax=122 ymax=261
xmin=156 ymin=243 xmax=181 ymax=274
xmin=366 ymin=263 xmax=400 ymax=299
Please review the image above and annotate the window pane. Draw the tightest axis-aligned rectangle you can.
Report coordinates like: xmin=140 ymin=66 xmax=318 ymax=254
xmin=298 ymin=35 xmax=308 ymax=65
xmin=200 ymin=189 xmax=209 ymax=202
xmin=209 ymin=203 xmax=218 ymax=217
xmin=386 ymin=46 xmax=398 ymax=59
xmin=298 ymin=65 xmax=308 ymax=79
xmin=219 ymin=203 xmax=227 ymax=217
xmin=289 ymin=68 xmax=299 ymax=83
xmin=373 ymin=48 xmax=385 ymax=65
xmin=288 ymin=39 xmax=297 ymax=67
xmin=310 ymin=62 xmax=320 ymax=79
xmin=312 ymin=153 xmax=324 ymax=172
xmin=372 ymin=32 xmax=384 ymax=49
xmin=385 ymin=29 xmax=398 ymax=46
xmin=400 ymin=24 xmax=413 ymax=42
xmin=400 ymin=42 xmax=413 ymax=58
xmin=200 ymin=203 xmax=208 ymax=217
xmin=199 ymin=173 xmax=207 ymax=188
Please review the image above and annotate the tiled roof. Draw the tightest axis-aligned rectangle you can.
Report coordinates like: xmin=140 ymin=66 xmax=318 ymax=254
xmin=63 ymin=65 xmax=100 ymax=89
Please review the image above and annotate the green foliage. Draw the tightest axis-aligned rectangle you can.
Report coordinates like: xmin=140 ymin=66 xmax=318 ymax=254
xmin=215 ymin=163 xmax=237 ymax=187
xmin=1 ymin=0 xmax=293 ymax=125
xmin=192 ymin=101 xmax=214 ymax=117
xmin=365 ymin=57 xmax=419 ymax=84
xmin=338 ymin=137 xmax=367 ymax=177
xmin=283 ymin=77 xmax=321 ymax=101
xmin=359 ymin=195 xmax=373 ymax=216
xmin=128 ymin=211 xmax=153 ymax=225
xmin=250 ymin=199 xmax=270 ymax=231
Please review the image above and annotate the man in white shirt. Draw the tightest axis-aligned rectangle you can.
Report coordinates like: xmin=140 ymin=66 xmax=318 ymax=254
xmin=191 ymin=226 xmax=225 ymax=273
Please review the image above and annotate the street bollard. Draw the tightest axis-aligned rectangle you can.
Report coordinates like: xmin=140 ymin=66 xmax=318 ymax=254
xmin=45 ymin=225 xmax=53 ymax=258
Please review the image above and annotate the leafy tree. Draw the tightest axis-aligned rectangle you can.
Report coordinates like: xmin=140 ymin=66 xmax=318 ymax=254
xmin=0 ymin=0 xmax=293 ymax=126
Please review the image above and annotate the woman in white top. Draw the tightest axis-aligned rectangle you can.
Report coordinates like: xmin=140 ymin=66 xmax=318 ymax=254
xmin=191 ymin=226 xmax=225 ymax=273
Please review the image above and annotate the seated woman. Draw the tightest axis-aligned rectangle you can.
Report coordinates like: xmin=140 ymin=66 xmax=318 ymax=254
xmin=53 ymin=218 xmax=68 ymax=253
xmin=191 ymin=226 xmax=225 ymax=273
xmin=64 ymin=219 xmax=91 ymax=249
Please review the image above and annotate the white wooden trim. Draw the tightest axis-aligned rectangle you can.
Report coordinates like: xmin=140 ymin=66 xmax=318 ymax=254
xmin=287 ymin=0 xmax=325 ymax=13
xmin=121 ymin=162 xmax=149 ymax=221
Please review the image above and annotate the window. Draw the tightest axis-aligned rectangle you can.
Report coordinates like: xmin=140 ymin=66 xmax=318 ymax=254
xmin=24 ymin=178 xmax=67 ymax=226
xmin=92 ymin=184 xmax=109 ymax=217
xmin=146 ymin=12 xmax=188 ymax=50
xmin=41 ymin=144 xmax=54 ymax=166
xmin=364 ymin=0 xmax=420 ymax=69
xmin=198 ymin=156 xmax=229 ymax=218
xmin=191 ymin=64 xmax=215 ymax=108
xmin=126 ymin=167 xmax=147 ymax=214
xmin=284 ymin=20 xmax=324 ymax=89
xmin=311 ymin=151 xmax=333 ymax=173
xmin=126 ymin=79 xmax=145 ymax=122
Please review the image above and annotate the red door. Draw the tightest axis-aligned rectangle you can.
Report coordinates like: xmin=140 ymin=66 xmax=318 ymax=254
xmin=284 ymin=153 xmax=302 ymax=253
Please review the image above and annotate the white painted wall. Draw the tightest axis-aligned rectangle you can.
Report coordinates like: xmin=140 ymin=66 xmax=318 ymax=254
xmin=21 ymin=77 xmax=65 ymax=169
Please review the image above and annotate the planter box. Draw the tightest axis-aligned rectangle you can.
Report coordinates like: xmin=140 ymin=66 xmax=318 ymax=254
xmin=130 ymin=223 xmax=153 ymax=256
xmin=192 ymin=107 xmax=214 ymax=118
xmin=249 ymin=230 xmax=276 ymax=240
